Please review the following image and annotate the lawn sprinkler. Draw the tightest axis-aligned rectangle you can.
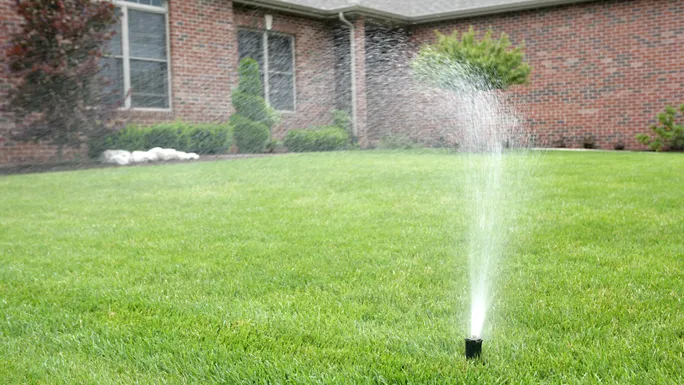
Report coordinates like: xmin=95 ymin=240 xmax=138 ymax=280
xmin=465 ymin=337 xmax=482 ymax=359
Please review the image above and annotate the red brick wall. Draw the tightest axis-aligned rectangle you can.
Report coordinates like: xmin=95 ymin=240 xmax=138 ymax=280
xmin=404 ymin=0 xmax=684 ymax=149
xmin=233 ymin=6 xmax=337 ymax=139
xmin=166 ymin=0 xmax=237 ymax=123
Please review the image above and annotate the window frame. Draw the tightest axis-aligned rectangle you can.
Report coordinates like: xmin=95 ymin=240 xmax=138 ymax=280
xmin=238 ymin=28 xmax=297 ymax=113
xmin=110 ymin=0 xmax=172 ymax=112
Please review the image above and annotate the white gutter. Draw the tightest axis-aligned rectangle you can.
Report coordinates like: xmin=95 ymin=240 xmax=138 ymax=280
xmin=339 ymin=12 xmax=357 ymax=138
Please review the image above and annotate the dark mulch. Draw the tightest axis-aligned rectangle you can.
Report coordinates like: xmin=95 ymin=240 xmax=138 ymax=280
xmin=0 ymin=153 xmax=287 ymax=176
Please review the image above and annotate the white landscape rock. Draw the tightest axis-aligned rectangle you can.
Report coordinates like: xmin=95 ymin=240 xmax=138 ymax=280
xmin=101 ymin=147 xmax=199 ymax=166
xmin=101 ymin=150 xmax=132 ymax=166
xmin=131 ymin=151 xmax=156 ymax=163
xmin=148 ymin=147 xmax=165 ymax=160
xmin=158 ymin=148 xmax=179 ymax=161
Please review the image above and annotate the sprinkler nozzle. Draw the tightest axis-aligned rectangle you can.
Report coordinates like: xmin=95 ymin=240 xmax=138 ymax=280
xmin=465 ymin=337 xmax=482 ymax=359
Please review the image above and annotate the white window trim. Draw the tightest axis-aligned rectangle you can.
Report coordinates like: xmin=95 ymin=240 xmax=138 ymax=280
xmin=112 ymin=0 xmax=172 ymax=112
xmin=239 ymin=28 xmax=297 ymax=113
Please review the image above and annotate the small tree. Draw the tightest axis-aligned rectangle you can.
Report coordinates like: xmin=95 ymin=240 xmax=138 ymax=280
xmin=412 ymin=27 xmax=530 ymax=91
xmin=230 ymin=58 xmax=278 ymax=153
xmin=5 ymin=0 xmax=120 ymax=156
xmin=637 ymin=104 xmax=684 ymax=152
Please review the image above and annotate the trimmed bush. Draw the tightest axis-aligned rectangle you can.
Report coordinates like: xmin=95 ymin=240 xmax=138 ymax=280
xmin=88 ymin=121 xmax=233 ymax=158
xmin=332 ymin=109 xmax=353 ymax=140
xmin=231 ymin=58 xmax=279 ymax=153
xmin=231 ymin=115 xmax=270 ymax=153
xmin=143 ymin=124 xmax=181 ymax=149
xmin=185 ymin=124 xmax=233 ymax=155
xmin=284 ymin=126 xmax=349 ymax=152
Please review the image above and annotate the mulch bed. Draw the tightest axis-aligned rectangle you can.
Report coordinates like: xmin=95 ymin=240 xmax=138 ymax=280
xmin=0 ymin=153 xmax=288 ymax=176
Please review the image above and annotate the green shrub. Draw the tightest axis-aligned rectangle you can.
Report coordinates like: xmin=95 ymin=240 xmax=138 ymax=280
xmin=332 ymin=109 xmax=353 ymax=139
xmin=185 ymin=124 xmax=233 ymax=154
xmin=144 ymin=123 xmax=182 ymax=149
xmin=88 ymin=121 xmax=232 ymax=158
xmin=265 ymin=139 xmax=286 ymax=154
xmin=315 ymin=127 xmax=349 ymax=151
xmin=231 ymin=115 xmax=270 ymax=153
xmin=88 ymin=126 xmax=146 ymax=158
xmin=232 ymin=91 xmax=278 ymax=128
xmin=283 ymin=130 xmax=314 ymax=153
xmin=284 ymin=126 xmax=348 ymax=152
xmin=231 ymin=58 xmax=279 ymax=153
xmin=636 ymin=104 xmax=684 ymax=152
xmin=412 ymin=26 xmax=530 ymax=91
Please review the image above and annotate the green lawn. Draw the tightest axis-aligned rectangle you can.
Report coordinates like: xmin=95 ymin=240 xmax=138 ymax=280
xmin=1 ymin=151 xmax=682 ymax=384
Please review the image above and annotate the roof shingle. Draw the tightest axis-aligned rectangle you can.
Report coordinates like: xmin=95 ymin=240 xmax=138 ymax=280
xmin=239 ymin=0 xmax=593 ymax=21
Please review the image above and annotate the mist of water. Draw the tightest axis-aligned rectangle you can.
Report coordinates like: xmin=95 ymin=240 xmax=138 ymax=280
xmin=424 ymin=63 xmax=536 ymax=339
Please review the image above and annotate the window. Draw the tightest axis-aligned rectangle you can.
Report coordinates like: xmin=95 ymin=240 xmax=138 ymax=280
xmin=102 ymin=0 xmax=170 ymax=110
xmin=238 ymin=30 xmax=295 ymax=112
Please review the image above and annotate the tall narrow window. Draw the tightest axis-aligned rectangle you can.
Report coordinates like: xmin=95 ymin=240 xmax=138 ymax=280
xmin=102 ymin=0 xmax=170 ymax=110
xmin=238 ymin=30 xmax=295 ymax=112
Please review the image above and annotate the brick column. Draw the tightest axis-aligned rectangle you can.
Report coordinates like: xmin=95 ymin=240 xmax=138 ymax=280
xmin=168 ymin=0 xmax=237 ymax=123
xmin=353 ymin=17 xmax=368 ymax=147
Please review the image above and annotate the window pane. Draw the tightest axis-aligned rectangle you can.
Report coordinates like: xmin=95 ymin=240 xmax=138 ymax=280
xmin=238 ymin=30 xmax=263 ymax=69
xmin=124 ymin=0 xmax=166 ymax=6
xmin=106 ymin=9 xmax=123 ymax=56
xmin=100 ymin=57 xmax=124 ymax=105
xmin=128 ymin=10 xmax=166 ymax=60
xmin=268 ymin=35 xmax=293 ymax=73
xmin=268 ymin=73 xmax=294 ymax=111
xmin=130 ymin=60 xmax=169 ymax=108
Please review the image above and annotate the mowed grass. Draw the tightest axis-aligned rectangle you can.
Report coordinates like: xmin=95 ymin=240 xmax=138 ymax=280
xmin=0 ymin=151 xmax=682 ymax=384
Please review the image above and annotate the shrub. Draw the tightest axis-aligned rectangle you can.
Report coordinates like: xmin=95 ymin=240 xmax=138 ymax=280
xmin=412 ymin=27 xmax=530 ymax=91
xmin=231 ymin=115 xmax=270 ymax=153
xmin=88 ymin=122 xmax=233 ymax=158
xmin=231 ymin=58 xmax=279 ymax=153
xmin=332 ymin=109 xmax=353 ymax=140
xmin=636 ymin=104 xmax=684 ymax=152
xmin=265 ymin=139 xmax=286 ymax=154
xmin=185 ymin=124 xmax=233 ymax=155
xmin=144 ymin=124 xmax=182 ymax=149
xmin=284 ymin=126 xmax=349 ymax=152
xmin=315 ymin=127 xmax=349 ymax=151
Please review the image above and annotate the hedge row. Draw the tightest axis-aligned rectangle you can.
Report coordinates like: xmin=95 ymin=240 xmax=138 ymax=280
xmin=89 ymin=122 xmax=233 ymax=158
xmin=284 ymin=126 xmax=349 ymax=152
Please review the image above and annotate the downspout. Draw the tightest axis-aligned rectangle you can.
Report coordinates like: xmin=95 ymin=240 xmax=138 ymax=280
xmin=339 ymin=12 xmax=357 ymax=138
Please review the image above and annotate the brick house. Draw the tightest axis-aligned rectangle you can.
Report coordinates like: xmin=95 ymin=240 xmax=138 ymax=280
xmin=1 ymin=0 xmax=682 ymax=165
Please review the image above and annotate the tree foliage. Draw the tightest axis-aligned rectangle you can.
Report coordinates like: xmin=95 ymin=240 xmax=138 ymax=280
xmin=230 ymin=58 xmax=278 ymax=153
xmin=412 ymin=27 xmax=531 ymax=91
xmin=637 ymin=104 xmax=684 ymax=152
xmin=5 ymin=0 xmax=120 ymax=151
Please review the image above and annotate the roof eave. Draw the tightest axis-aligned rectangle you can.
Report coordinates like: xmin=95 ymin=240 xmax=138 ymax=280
xmin=408 ymin=0 xmax=597 ymax=24
xmin=233 ymin=0 xmax=412 ymax=21
xmin=232 ymin=0 xmax=597 ymax=24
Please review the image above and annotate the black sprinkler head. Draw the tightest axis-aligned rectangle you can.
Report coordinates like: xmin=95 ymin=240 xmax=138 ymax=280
xmin=465 ymin=337 xmax=482 ymax=359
